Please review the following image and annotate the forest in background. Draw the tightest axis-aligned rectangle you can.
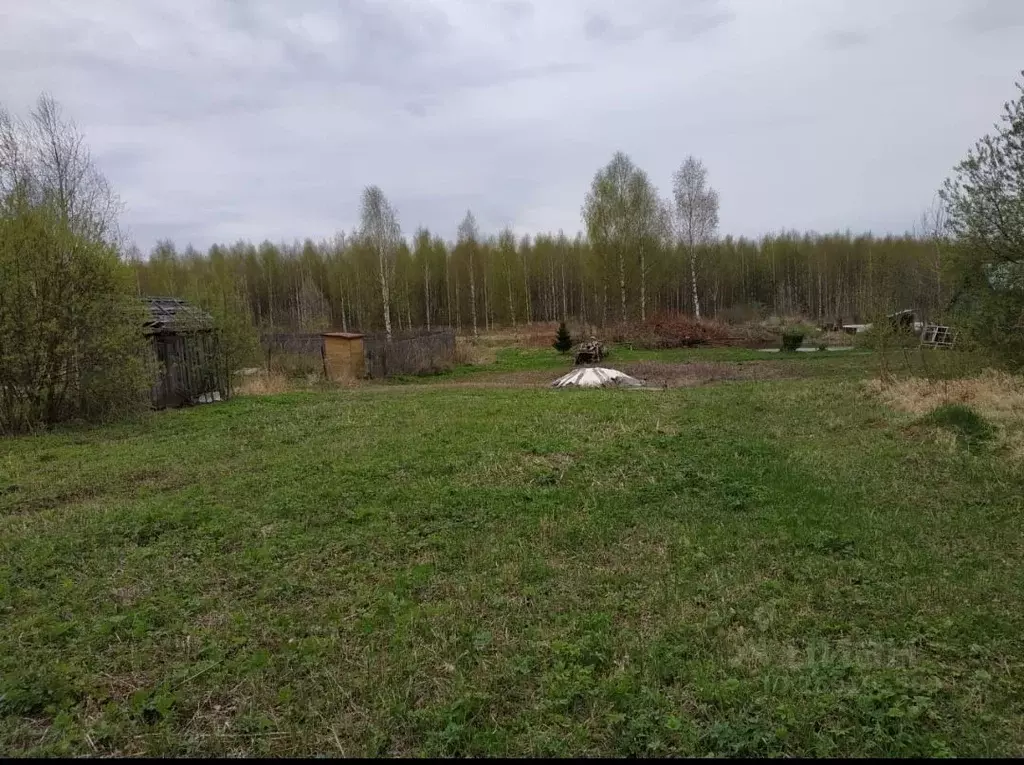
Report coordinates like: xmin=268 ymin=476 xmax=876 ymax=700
xmin=130 ymin=228 xmax=948 ymax=338
xmin=128 ymin=143 xmax=955 ymax=347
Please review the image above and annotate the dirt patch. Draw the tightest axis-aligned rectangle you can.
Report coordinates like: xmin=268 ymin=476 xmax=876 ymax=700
xmin=622 ymin=361 xmax=796 ymax=388
xmin=365 ymin=369 xmax=558 ymax=391
xmin=362 ymin=362 xmax=803 ymax=391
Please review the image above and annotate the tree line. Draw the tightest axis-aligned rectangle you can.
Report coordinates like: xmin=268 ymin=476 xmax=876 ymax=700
xmin=131 ymin=221 xmax=949 ymax=339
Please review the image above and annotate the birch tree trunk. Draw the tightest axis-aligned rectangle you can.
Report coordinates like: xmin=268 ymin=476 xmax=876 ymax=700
xmin=378 ymin=243 xmax=392 ymax=339
xmin=639 ymin=243 xmax=646 ymax=322
xmin=424 ymin=260 xmax=431 ymax=332
xmin=618 ymin=248 xmax=627 ymax=322
xmin=468 ymin=251 xmax=478 ymax=336
xmin=689 ymin=244 xmax=701 ymax=319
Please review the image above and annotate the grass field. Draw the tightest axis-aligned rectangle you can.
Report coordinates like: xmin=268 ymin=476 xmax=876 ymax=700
xmin=3 ymin=348 xmax=1024 ymax=756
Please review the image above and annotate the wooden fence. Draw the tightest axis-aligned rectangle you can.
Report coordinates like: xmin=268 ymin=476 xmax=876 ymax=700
xmin=362 ymin=329 xmax=456 ymax=378
xmin=261 ymin=328 xmax=456 ymax=379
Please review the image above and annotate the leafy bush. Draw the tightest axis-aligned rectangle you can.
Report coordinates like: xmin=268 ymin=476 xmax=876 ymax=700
xmin=0 ymin=96 xmax=153 ymax=432
xmin=781 ymin=332 xmax=804 ymax=352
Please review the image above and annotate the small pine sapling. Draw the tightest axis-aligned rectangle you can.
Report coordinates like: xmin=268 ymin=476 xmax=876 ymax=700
xmin=553 ymin=321 xmax=573 ymax=354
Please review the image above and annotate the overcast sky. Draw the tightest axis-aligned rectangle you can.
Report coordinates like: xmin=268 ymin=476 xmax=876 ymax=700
xmin=3 ymin=0 xmax=1023 ymax=251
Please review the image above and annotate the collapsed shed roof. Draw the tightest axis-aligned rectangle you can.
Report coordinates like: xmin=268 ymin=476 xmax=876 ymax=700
xmin=142 ymin=297 xmax=214 ymax=335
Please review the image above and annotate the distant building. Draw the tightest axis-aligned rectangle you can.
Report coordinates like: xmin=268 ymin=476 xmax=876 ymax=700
xmin=321 ymin=332 xmax=367 ymax=381
xmin=143 ymin=297 xmax=228 ymax=409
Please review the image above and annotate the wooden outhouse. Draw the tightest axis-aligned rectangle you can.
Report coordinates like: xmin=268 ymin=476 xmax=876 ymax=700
xmin=321 ymin=332 xmax=366 ymax=381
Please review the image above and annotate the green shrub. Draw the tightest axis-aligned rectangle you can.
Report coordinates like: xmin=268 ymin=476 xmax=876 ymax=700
xmin=0 ymin=196 xmax=151 ymax=433
xmin=781 ymin=332 xmax=804 ymax=352
xmin=920 ymin=404 xmax=993 ymax=449
xmin=0 ymin=96 xmax=152 ymax=433
xmin=553 ymin=321 xmax=573 ymax=354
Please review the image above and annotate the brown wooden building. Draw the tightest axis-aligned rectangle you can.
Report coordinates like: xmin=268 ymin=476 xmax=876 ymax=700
xmin=143 ymin=297 xmax=228 ymax=409
xmin=321 ymin=332 xmax=366 ymax=381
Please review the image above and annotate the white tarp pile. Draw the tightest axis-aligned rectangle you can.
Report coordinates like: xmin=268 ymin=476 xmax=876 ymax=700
xmin=551 ymin=367 xmax=644 ymax=389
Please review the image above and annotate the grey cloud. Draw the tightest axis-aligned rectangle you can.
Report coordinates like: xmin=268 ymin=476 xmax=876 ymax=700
xmin=956 ymin=0 xmax=1024 ymax=33
xmin=499 ymin=0 xmax=534 ymax=24
xmin=584 ymin=13 xmax=638 ymax=43
xmin=582 ymin=0 xmax=733 ymax=45
xmin=2 ymin=0 xmax=1021 ymax=250
xmin=821 ymin=29 xmax=871 ymax=49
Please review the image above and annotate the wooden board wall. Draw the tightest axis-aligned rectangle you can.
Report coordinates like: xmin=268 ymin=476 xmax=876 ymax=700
xmin=323 ymin=337 xmax=365 ymax=381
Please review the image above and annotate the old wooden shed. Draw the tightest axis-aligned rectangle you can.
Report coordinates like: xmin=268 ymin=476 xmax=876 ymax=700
xmin=321 ymin=332 xmax=366 ymax=381
xmin=143 ymin=297 xmax=228 ymax=409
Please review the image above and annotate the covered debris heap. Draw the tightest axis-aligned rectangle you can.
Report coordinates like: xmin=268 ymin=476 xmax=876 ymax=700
xmin=552 ymin=367 xmax=644 ymax=389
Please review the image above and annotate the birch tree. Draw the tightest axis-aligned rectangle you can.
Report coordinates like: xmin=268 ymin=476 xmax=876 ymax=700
xmin=672 ymin=156 xmax=719 ymax=319
xmin=358 ymin=185 xmax=401 ymax=341
xmin=583 ymin=152 xmax=662 ymax=322
xmin=413 ymin=227 xmax=432 ymax=331
xmin=626 ymin=168 xmax=662 ymax=322
xmin=498 ymin=227 xmax=518 ymax=329
xmin=583 ymin=152 xmax=635 ymax=322
xmin=457 ymin=210 xmax=480 ymax=336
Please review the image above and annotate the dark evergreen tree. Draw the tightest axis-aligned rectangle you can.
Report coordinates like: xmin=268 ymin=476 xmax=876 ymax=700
xmin=553 ymin=321 xmax=573 ymax=353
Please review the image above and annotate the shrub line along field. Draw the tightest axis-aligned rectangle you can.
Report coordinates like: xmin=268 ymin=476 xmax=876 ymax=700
xmin=3 ymin=346 xmax=1024 ymax=756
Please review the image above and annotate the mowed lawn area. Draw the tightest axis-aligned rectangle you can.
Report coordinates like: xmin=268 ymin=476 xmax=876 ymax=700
xmin=3 ymin=351 xmax=1024 ymax=756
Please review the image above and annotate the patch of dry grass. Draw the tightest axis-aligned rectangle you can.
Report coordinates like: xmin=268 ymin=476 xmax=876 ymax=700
xmin=468 ymin=322 xmax=581 ymax=350
xmin=866 ymin=369 xmax=1024 ymax=459
xmin=816 ymin=330 xmax=855 ymax=348
xmin=233 ymin=371 xmax=297 ymax=397
xmin=865 ymin=370 xmax=1024 ymax=420
xmin=454 ymin=337 xmax=498 ymax=366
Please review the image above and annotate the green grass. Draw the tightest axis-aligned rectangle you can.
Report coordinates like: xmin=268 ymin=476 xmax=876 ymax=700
xmin=2 ymin=355 xmax=1024 ymax=756
xmin=920 ymin=404 xmax=995 ymax=450
xmin=393 ymin=344 xmax=878 ymax=384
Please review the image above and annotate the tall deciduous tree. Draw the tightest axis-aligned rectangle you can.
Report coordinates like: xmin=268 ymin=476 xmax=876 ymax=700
xmin=625 ymin=167 xmax=663 ymax=322
xmin=583 ymin=152 xmax=665 ymax=322
xmin=583 ymin=152 xmax=633 ymax=322
xmin=358 ymin=185 xmax=401 ymax=341
xmin=457 ymin=210 xmax=480 ymax=336
xmin=498 ymin=227 xmax=518 ymax=329
xmin=673 ymin=156 xmax=720 ymax=319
